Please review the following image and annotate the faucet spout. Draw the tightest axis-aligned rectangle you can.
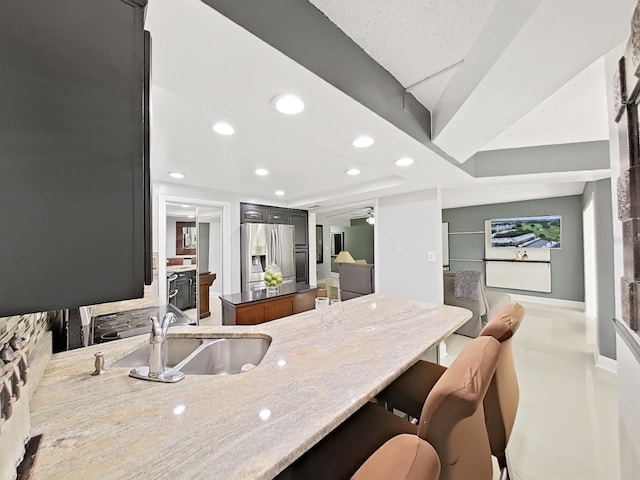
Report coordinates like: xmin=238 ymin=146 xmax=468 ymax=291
xmin=148 ymin=312 xmax=176 ymax=377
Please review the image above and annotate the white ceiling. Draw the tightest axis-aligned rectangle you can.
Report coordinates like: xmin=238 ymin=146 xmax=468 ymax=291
xmin=145 ymin=0 xmax=617 ymax=219
xmin=146 ymin=0 xmax=474 ymax=210
xmin=481 ymin=57 xmax=609 ymax=151
xmin=309 ymin=0 xmax=500 ymax=110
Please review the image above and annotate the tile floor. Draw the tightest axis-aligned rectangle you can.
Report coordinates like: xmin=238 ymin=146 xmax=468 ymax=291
xmin=441 ymin=302 xmax=619 ymax=480
xmin=198 ymin=296 xmax=222 ymax=326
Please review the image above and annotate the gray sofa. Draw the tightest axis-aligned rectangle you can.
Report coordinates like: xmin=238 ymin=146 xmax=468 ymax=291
xmin=339 ymin=263 xmax=375 ymax=301
xmin=443 ymin=271 xmax=511 ymax=337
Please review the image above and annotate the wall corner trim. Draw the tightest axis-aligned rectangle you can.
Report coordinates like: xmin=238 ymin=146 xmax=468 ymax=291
xmin=596 ymin=354 xmax=618 ymax=374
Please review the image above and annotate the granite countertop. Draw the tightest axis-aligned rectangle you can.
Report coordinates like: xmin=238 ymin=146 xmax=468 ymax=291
xmin=220 ymin=283 xmax=317 ymax=306
xmin=29 ymin=294 xmax=471 ymax=480
xmin=167 ymin=265 xmax=197 ymax=273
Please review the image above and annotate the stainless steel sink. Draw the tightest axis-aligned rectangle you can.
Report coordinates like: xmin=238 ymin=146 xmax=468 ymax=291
xmin=180 ymin=338 xmax=271 ymax=375
xmin=112 ymin=338 xmax=203 ymax=368
xmin=113 ymin=337 xmax=271 ymax=376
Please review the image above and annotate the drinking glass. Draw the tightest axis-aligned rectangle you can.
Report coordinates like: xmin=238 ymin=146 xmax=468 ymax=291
xmin=315 ymin=297 xmax=330 ymax=328
xmin=330 ymin=299 xmax=343 ymax=325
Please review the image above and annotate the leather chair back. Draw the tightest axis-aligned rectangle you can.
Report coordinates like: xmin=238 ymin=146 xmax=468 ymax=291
xmin=479 ymin=303 xmax=525 ymax=459
xmin=352 ymin=434 xmax=440 ymax=480
xmin=417 ymin=336 xmax=501 ymax=480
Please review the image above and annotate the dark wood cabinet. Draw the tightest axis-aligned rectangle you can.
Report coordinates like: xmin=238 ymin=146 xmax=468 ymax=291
xmin=0 ymin=0 xmax=151 ymax=316
xmin=199 ymin=273 xmax=216 ymax=319
xmin=295 ymin=249 xmax=309 ymax=284
xmin=289 ymin=210 xmax=309 ymax=247
xmin=221 ymin=288 xmax=317 ymax=325
xmin=175 ymin=271 xmax=196 ymax=311
xmin=267 ymin=208 xmax=289 ymax=224
xmin=241 ymin=204 xmax=267 ymax=223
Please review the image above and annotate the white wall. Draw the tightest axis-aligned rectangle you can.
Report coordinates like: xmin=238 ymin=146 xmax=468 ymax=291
xmin=375 ymin=189 xmax=444 ymax=304
xmin=209 ymin=216 xmax=223 ymax=294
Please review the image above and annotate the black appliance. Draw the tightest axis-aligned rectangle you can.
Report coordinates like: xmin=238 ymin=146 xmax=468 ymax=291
xmin=91 ymin=304 xmax=193 ymax=344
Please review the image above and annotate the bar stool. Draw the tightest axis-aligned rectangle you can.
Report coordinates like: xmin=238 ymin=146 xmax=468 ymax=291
xmin=379 ymin=303 xmax=525 ymax=478
xmin=352 ymin=434 xmax=440 ymax=480
xmin=284 ymin=336 xmax=501 ymax=480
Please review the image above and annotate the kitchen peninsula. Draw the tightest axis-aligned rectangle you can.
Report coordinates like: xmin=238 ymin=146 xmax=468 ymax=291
xmin=28 ymin=295 xmax=471 ymax=479
xmin=220 ymin=283 xmax=318 ymax=325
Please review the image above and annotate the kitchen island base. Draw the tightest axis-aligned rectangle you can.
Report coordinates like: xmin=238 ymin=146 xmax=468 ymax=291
xmin=220 ymin=284 xmax=318 ymax=325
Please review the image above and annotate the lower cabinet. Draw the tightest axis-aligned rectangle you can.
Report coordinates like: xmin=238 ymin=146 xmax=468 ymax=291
xmin=221 ymin=289 xmax=317 ymax=325
xmin=295 ymin=249 xmax=309 ymax=284
xmin=175 ymin=270 xmax=196 ymax=311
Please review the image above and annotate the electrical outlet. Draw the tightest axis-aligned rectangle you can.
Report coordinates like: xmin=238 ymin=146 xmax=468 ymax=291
xmin=427 ymin=250 xmax=436 ymax=262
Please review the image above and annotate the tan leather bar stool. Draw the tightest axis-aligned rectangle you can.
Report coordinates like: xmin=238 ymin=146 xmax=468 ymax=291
xmin=283 ymin=336 xmax=501 ymax=480
xmin=351 ymin=434 xmax=440 ymax=480
xmin=379 ymin=303 xmax=525 ymax=478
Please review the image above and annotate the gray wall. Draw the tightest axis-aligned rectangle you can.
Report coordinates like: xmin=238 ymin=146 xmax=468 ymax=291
xmin=330 ymin=224 xmax=374 ymax=273
xmin=443 ymin=195 xmax=585 ymax=301
xmin=583 ymin=179 xmax=616 ymax=359
xmin=198 ymin=223 xmax=210 ymax=273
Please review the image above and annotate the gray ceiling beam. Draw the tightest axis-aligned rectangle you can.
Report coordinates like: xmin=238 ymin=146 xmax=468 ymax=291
xmin=200 ymin=0 xmax=455 ymax=161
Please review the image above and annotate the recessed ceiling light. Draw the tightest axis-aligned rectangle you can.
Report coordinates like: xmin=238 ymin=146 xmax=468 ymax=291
xmin=181 ymin=204 xmax=190 ymax=208
xmin=255 ymin=168 xmax=269 ymax=176
xmin=352 ymin=136 xmax=374 ymax=148
xmin=395 ymin=157 xmax=414 ymax=167
xmin=275 ymin=190 xmax=285 ymax=196
xmin=272 ymin=94 xmax=305 ymax=115
xmin=169 ymin=172 xmax=184 ymax=179
xmin=187 ymin=215 xmax=195 ymax=219
xmin=212 ymin=122 xmax=235 ymax=135
xmin=346 ymin=168 xmax=361 ymax=176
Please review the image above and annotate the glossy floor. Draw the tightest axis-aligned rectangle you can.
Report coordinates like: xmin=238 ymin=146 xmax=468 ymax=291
xmin=441 ymin=302 xmax=619 ymax=480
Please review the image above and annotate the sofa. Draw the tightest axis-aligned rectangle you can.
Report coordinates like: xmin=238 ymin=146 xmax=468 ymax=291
xmin=443 ymin=271 xmax=511 ymax=337
xmin=339 ymin=263 xmax=375 ymax=301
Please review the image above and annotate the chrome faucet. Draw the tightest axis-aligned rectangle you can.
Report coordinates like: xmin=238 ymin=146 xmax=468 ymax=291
xmin=149 ymin=314 xmax=173 ymax=377
xmin=129 ymin=312 xmax=185 ymax=383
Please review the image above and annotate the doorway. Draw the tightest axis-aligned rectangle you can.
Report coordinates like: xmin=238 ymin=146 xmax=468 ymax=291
xmin=158 ymin=195 xmax=231 ymax=325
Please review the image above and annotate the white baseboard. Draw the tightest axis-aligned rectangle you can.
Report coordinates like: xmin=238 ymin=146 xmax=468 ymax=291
xmin=595 ymin=354 xmax=617 ymax=374
xmin=508 ymin=293 xmax=585 ymax=311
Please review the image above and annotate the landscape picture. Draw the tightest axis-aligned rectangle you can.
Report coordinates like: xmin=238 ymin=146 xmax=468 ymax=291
xmin=490 ymin=215 xmax=561 ymax=249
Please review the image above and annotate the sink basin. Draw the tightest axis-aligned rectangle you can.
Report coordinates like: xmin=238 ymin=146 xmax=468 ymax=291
xmin=180 ymin=338 xmax=271 ymax=375
xmin=112 ymin=338 xmax=203 ymax=368
xmin=113 ymin=336 xmax=271 ymax=376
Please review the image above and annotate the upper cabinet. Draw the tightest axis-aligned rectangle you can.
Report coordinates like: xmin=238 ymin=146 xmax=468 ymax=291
xmin=289 ymin=210 xmax=309 ymax=248
xmin=0 ymin=0 xmax=151 ymax=316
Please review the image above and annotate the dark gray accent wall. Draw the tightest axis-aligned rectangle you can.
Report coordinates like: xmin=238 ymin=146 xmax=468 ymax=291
xmin=583 ymin=179 xmax=616 ymax=360
xmin=443 ymin=195 xmax=585 ymax=301
xmin=464 ymin=141 xmax=610 ymax=177
xmin=330 ymin=224 xmax=374 ymax=273
xmin=200 ymin=0 xmax=462 ymax=167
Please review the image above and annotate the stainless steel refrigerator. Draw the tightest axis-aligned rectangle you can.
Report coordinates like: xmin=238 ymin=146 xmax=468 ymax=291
xmin=241 ymin=223 xmax=295 ymax=291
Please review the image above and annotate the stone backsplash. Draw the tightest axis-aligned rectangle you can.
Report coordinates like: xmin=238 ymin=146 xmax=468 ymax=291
xmin=0 ymin=312 xmax=50 ymax=350
xmin=0 ymin=312 xmax=52 ymax=400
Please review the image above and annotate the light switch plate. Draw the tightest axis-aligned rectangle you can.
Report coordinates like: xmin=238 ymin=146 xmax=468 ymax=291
xmin=427 ymin=250 xmax=436 ymax=262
